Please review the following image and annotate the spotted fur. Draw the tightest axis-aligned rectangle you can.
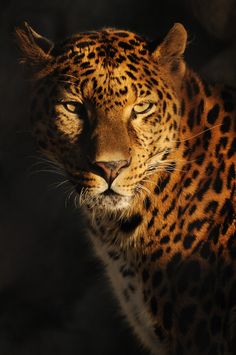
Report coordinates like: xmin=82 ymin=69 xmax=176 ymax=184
xmin=16 ymin=22 xmax=236 ymax=354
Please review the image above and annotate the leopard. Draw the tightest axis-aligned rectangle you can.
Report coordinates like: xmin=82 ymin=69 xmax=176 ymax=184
xmin=16 ymin=22 xmax=236 ymax=355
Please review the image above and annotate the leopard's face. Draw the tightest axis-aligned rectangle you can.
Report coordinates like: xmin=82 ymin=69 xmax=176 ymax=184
xmin=29 ymin=28 xmax=185 ymax=212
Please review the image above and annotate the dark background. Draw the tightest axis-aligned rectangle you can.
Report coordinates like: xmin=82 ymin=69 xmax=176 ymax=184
xmin=0 ymin=0 xmax=236 ymax=354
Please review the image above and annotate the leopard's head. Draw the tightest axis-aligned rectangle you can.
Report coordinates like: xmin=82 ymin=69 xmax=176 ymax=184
xmin=16 ymin=23 xmax=187 ymax=212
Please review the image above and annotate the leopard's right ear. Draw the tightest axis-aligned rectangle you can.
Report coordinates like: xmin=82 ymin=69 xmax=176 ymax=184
xmin=15 ymin=22 xmax=54 ymax=75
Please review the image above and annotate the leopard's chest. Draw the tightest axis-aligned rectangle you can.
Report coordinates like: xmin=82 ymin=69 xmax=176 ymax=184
xmin=88 ymin=230 xmax=167 ymax=355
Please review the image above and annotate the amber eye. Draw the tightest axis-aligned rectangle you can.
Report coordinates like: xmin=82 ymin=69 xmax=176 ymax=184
xmin=133 ymin=102 xmax=154 ymax=115
xmin=63 ymin=101 xmax=87 ymax=117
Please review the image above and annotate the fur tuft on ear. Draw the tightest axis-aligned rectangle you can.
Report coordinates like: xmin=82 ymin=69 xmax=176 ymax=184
xmin=15 ymin=22 xmax=54 ymax=76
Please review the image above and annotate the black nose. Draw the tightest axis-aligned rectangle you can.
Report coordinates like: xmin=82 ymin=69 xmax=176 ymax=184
xmin=92 ymin=160 xmax=130 ymax=184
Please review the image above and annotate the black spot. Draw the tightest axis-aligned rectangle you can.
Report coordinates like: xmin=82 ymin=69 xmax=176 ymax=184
xmin=108 ymin=251 xmax=120 ymax=260
xmin=120 ymin=265 xmax=135 ymax=277
xmin=77 ymin=41 xmax=96 ymax=48
xmin=191 ymin=77 xmax=200 ymax=95
xmin=188 ymin=219 xmax=207 ymax=233
xmin=207 ymin=104 xmax=220 ymax=124
xmin=169 ymin=222 xmax=176 ymax=232
xmin=179 ymin=304 xmax=197 ymax=334
xmin=144 ymin=67 xmax=151 ymax=76
xmin=196 ymin=179 xmax=211 ymax=201
xmin=183 ymin=234 xmax=195 ymax=249
xmin=187 ymin=108 xmax=195 ymax=130
xmin=155 ymin=229 xmax=161 ymax=237
xmin=80 ymin=61 xmax=91 ymax=69
xmin=172 ymin=103 xmax=177 ymax=114
xmin=221 ymin=115 xmax=231 ymax=133
xmin=127 ymin=63 xmax=138 ymax=72
xmin=127 ymin=53 xmax=139 ymax=64
xmin=144 ymin=196 xmax=151 ymax=210
xmin=150 ymin=296 xmax=158 ymax=315
xmin=118 ymin=41 xmax=132 ymax=50
xmin=155 ymin=175 xmax=171 ymax=194
xmin=227 ymin=138 xmax=236 ymax=159
xmin=196 ymin=153 xmax=205 ymax=165
xmin=163 ymin=302 xmax=173 ymax=330
xmin=196 ymin=99 xmax=204 ymax=125
xmin=227 ymin=163 xmax=235 ymax=189
xmin=157 ymin=89 xmax=163 ymax=100
xmin=151 ymin=248 xmax=163 ymax=261
xmin=139 ymin=49 xmax=147 ymax=55
xmin=119 ymin=214 xmax=142 ymax=233
xmin=174 ymin=233 xmax=181 ymax=243
xmin=213 ymin=171 xmax=223 ymax=193
xmin=116 ymin=55 xmax=126 ymax=64
xmin=87 ymin=52 xmax=95 ymax=59
xmin=203 ymin=129 xmax=212 ymax=150
xmin=208 ymin=224 xmax=220 ymax=244
xmin=204 ymin=200 xmax=218 ymax=214
xmin=147 ymin=216 xmax=155 ymax=229
xmin=205 ymin=162 xmax=215 ymax=176
xmin=160 ymin=235 xmax=170 ymax=244
xmin=81 ymin=69 xmax=95 ymax=76
xmin=125 ymin=71 xmax=136 ymax=80
xmin=116 ymin=31 xmax=129 ymax=37
xmin=163 ymin=198 xmax=176 ymax=219
xmin=152 ymin=270 xmax=163 ymax=288
xmin=152 ymin=208 xmax=158 ymax=216
xmin=151 ymin=78 xmax=158 ymax=86
xmin=189 ymin=205 xmax=197 ymax=215
xmin=184 ymin=178 xmax=192 ymax=188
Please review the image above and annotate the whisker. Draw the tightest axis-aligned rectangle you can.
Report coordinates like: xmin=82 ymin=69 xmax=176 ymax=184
xmin=174 ymin=123 xmax=223 ymax=143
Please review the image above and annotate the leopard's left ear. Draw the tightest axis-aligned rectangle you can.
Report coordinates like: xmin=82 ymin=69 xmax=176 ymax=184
xmin=15 ymin=22 xmax=54 ymax=76
xmin=151 ymin=23 xmax=187 ymax=78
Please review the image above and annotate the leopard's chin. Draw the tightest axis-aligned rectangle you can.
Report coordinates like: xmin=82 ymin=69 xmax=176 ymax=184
xmin=84 ymin=190 xmax=132 ymax=212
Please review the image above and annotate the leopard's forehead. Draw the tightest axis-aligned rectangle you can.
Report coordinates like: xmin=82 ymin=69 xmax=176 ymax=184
xmin=51 ymin=28 xmax=149 ymax=64
xmin=47 ymin=29 xmax=162 ymax=110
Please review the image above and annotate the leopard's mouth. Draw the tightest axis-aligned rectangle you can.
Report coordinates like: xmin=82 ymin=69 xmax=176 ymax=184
xmin=73 ymin=183 xmax=132 ymax=211
xmin=102 ymin=188 xmax=121 ymax=197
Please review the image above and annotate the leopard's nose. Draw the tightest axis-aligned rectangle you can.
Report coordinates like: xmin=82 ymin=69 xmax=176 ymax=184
xmin=92 ymin=160 xmax=130 ymax=184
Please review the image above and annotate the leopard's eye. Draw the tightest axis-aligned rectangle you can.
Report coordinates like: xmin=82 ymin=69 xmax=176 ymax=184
xmin=133 ymin=102 xmax=154 ymax=115
xmin=62 ymin=101 xmax=87 ymax=117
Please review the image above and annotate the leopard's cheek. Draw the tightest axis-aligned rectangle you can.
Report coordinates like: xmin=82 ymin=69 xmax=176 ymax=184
xmin=54 ymin=116 xmax=83 ymax=143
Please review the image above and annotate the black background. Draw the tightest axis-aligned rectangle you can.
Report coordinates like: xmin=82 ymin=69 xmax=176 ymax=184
xmin=0 ymin=0 xmax=236 ymax=354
